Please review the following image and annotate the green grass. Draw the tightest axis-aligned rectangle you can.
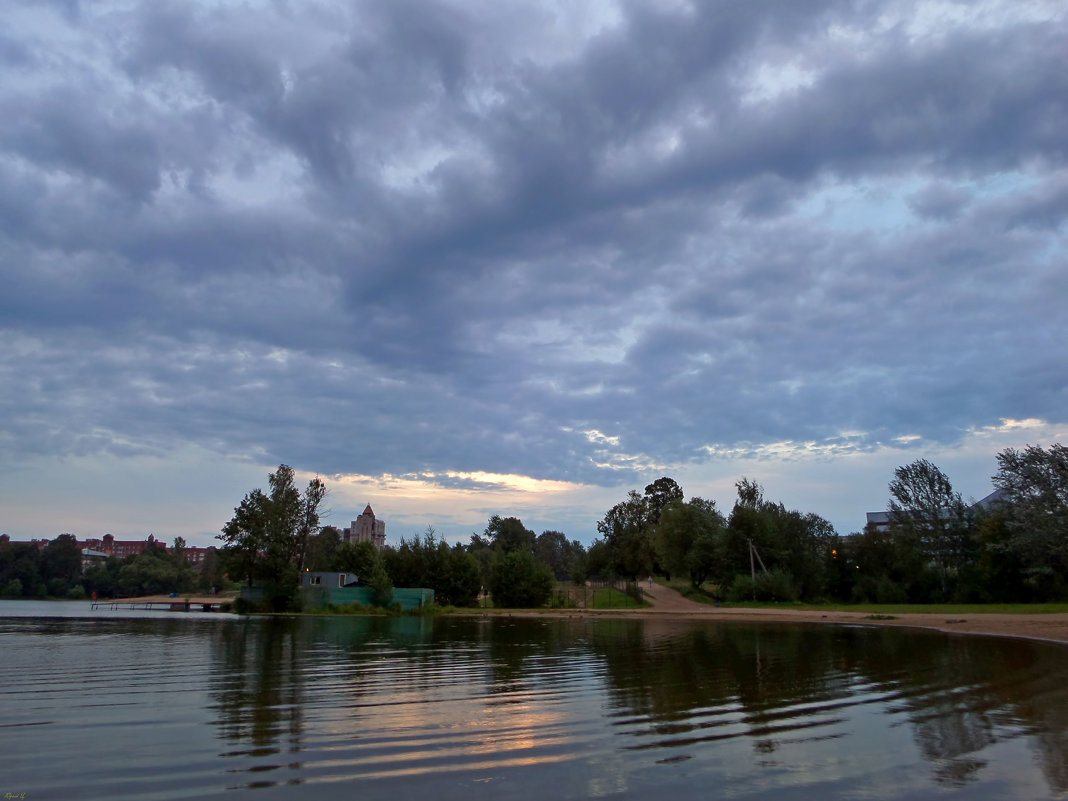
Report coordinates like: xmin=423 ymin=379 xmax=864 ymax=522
xmin=657 ymin=579 xmax=1068 ymax=614
xmin=711 ymin=601 xmax=1068 ymax=614
xmin=589 ymin=587 xmax=649 ymax=609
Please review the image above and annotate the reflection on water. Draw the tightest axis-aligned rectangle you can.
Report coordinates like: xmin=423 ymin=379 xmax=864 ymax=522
xmin=1 ymin=603 xmax=1067 ymax=800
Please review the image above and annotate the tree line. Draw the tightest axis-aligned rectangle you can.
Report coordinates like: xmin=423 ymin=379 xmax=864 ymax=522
xmin=0 ymin=533 xmax=228 ymax=600
xmin=593 ymin=443 xmax=1066 ymax=604
xmin=849 ymin=444 xmax=1068 ymax=603
xmin=219 ymin=444 xmax=1066 ymax=611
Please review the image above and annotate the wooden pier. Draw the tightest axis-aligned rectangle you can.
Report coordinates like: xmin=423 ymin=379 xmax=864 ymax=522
xmin=90 ymin=594 xmax=235 ymax=612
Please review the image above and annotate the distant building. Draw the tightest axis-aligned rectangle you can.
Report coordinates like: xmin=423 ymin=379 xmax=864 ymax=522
xmin=343 ymin=504 xmax=386 ymax=548
xmin=180 ymin=546 xmax=215 ymax=566
xmin=80 ymin=548 xmax=109 ymax=573
xmin=865 ymin=489 xmax=1008 ymax=533
xmin=80 ymin=534 xmax=166 ymax=558
xmin=3 ymin=533 xmax=215 ymax=569
xmin=865 ymin=511 xmax=892 ymax=533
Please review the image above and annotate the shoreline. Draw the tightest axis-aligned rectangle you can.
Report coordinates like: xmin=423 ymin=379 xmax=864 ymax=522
xmin=26 ymin=595 xmax=1068 ymax=646
xmin=457 ymin=605 xmax=1068 ymax=645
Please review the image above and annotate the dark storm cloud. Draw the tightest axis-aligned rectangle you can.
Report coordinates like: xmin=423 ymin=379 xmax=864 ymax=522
xmin=1 ymin=0 xmax=1066 ymax=490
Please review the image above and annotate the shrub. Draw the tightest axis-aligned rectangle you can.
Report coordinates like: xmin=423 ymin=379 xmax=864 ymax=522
xmin=727 ymin=569 xmax=799 ymax=602
xmin=368 ymin=564 xmax=394 ymax=608
xmin=232 ymin=596 xmax=257 ymax=615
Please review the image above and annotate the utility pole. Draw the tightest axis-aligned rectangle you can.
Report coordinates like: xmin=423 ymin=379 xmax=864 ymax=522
xmin=747 ymin=538 xmax=769 ymax=602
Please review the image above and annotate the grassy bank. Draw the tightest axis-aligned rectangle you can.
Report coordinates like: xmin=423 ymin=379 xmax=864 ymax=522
xmin=663 ymin=579 xmax=1068 ymax=615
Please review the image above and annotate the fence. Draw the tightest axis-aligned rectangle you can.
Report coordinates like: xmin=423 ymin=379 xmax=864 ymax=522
xmin=548 ymin=579 xmax=647 ymax=609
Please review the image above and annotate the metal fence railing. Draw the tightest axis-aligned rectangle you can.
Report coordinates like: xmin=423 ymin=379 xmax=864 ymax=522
xmin=548 ymin=580 xmax=646 ymax=609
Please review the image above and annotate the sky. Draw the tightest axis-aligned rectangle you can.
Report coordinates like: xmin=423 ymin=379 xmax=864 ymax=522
xmin=1 ymin=0 xmax=1066 ymax=548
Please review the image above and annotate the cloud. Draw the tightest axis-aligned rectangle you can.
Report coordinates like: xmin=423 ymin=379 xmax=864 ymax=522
xmin=1 ymin=0 xmax=1065 ymax=542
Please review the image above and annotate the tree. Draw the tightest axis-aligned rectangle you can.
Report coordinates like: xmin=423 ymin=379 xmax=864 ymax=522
xmin=441 ymin=544 xmax=482 ymax=607
xmin=888 ymin=459 xmax=971 ymax=584
xmin=367 ymin=559 xmax=394 ymax=608
xmin=169 ymin=537 xmax=197 ymax=592
xmin=596 ymin=478 xmax=686 ymax=580
xmin=484 ymin=516 xmax=536 ymax=554
xmin=534 ymin=531 xmax=584 ymax=581
xmin=0 ymin=540 xmax=43 ymax=597
xmin=296 ymin=475 xmax=327 ymax=574
xmin=992 ymin=444 xmax=1068 ymax=594
xmin=218 ymin=464 xmax=327 ymax=610
xmin=643 ymin=477 xmax=684 ymax=525
xmin=40 ymin=534 xmax=82 ymax=591
xmin=219 ymin=488 xmax=269 ymax=588
xmin=489 ymin=551 xmax=554 ymax=608
xmin=597 ymin=490 xmax=654 ymax=579
xmin=335 ymin=539 xmax=380 ymax=579
xmin=118 ymin=548 xmax=190 ymax=597
xmin=724 ymin=480 xmax=838 ymax=601
xmin=655 ymin=498 xmax=726 ymax=588
xmin=306 ymin=526 xmax=342 ymax=572
xmin=735 ymin=477 xmax=764 ymax=510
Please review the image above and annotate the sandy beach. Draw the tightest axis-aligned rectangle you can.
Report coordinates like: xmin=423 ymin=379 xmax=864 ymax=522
xmin=486 ymin=582 xmax=1068 ymax=646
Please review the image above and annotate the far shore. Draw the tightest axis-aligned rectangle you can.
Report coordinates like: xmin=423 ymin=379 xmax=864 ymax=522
xmin=66 ymin=592 xmax=1068 ymax=646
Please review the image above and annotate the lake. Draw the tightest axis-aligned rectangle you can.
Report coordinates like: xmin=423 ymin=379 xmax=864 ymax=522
xmin=2 ymin=601 xmax=1067 ymax=800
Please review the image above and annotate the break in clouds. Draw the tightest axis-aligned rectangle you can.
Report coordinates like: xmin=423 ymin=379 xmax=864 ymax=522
xmin=1 ymin=0 xmax=1066 ymax=497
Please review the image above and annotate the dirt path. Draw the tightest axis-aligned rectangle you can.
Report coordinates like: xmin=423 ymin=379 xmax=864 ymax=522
xmin=641 ymin=581 xmax=710 ymax=612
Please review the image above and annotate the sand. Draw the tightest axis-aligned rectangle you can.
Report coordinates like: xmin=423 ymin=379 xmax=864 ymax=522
xmin=481 ymin=582 xmax=1068 ymax=646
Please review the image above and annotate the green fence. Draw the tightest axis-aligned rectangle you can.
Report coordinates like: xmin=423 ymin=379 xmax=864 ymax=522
xmin=302 ymin=585 xmax=435 ymax=611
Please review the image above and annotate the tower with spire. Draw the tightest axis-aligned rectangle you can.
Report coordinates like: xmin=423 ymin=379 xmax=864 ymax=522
xmin=344 ymin=504 xmax=386 ymax=548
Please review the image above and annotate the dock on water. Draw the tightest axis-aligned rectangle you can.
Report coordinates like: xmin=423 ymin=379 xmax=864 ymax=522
xmin=90 ymin=594 xmax=235 ymax=612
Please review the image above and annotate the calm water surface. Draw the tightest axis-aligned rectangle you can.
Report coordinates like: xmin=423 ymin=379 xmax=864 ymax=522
xmin=2 ymin=601 xmax=1067 ymax=800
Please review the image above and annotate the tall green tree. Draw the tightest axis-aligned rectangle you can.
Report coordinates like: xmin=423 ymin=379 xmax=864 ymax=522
xmin=597 ymin=490 xmax=654 ymax=579
xmin=218 ymin=464 xmax=327 ymax=610
xmin=534 ymin=530 xmax=585 ymax=581
xmin=484 ymin=515 xmax=536 ymax=554
xmin=306 ymin=526 xmax=342 ymax=572
xmin=335 ymin=539 xmax=380 ymax=579
xmin=643 ymin=477 xmax=684 ymax=525
xmin=220 ymin=488 xmax=269 ymax=588
xmin=40 ymin=534 xmax=82 ymax=592
xmin=0 ymin=540 xmax=43 ymax=597
xmin=441 ymin=544 xmax=483 ymax=607
xmin=888 ymin=459 xmax=971 ymax=584
xmin=992 ymin=444 xmax=1068 ymax=595
xmin=489 ymin=551 xmax=554 ymax=608
xmin=655 ymin=498 xmax=726 ymax=588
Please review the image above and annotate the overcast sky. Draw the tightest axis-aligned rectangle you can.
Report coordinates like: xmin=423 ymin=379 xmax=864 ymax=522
xmin=2 ymin=0 xmax=1065 ymax=547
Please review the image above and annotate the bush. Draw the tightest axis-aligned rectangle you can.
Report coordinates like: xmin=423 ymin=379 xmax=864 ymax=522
xmin=727 ymin=569 xmax=799 ymax=602
xmin=2 ymin=578 xmax=23 ymax=598
xmin=851 ymin=576 xmax=909 ymax=604
xmin=232 ymin=596 xmax=257 ymax=615
xmin=368 ymin=564 xmax=394 ymax=608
